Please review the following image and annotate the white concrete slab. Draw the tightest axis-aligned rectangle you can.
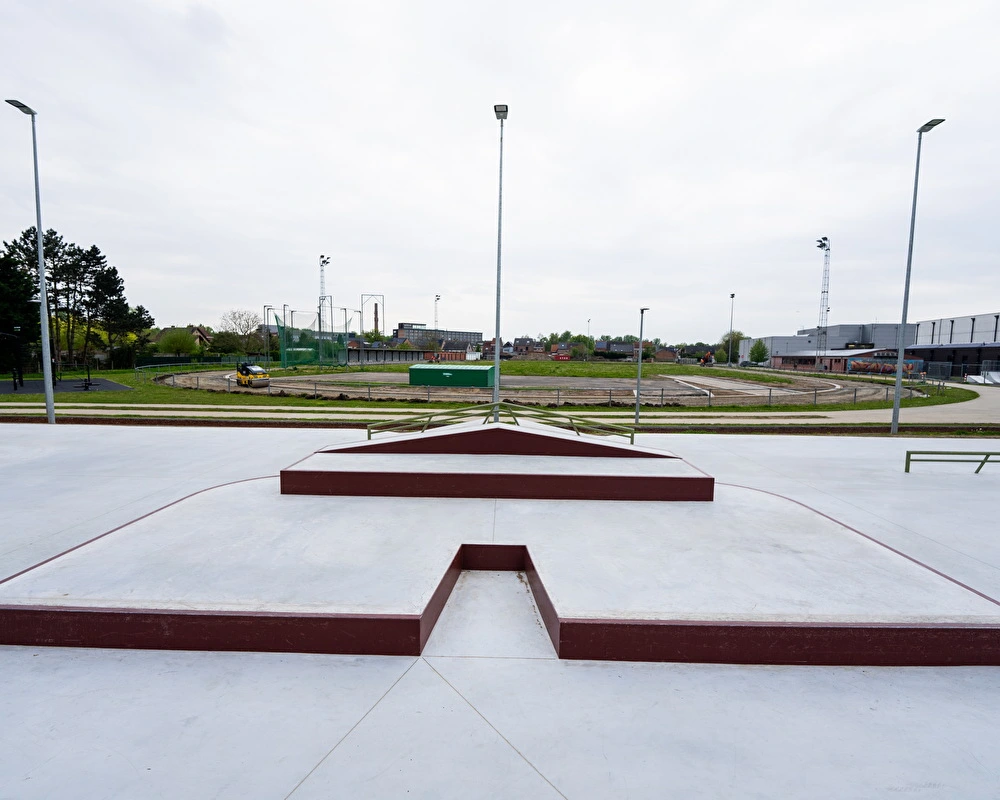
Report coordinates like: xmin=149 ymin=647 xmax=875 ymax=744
xmin=0 ymin=485 xmax=493 ymax=613
xmin=422 ymin=571 xmax=557 ymax=659
xmin=428 ymin=656 xmax=1000 ymax=800
xmin=0 ymin=645 xmax=414 ymax=800
xmin=2 ymin=461 xmax=996 ymax=623
xmin=497 ymin=489 xmax=1000 ymax=622
xmin=289 ymin=658 xmax=564 ymax=799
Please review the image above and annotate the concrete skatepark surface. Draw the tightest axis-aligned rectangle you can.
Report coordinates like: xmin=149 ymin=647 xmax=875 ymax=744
xmin=2 ymin=423 xmax=999 ymax=797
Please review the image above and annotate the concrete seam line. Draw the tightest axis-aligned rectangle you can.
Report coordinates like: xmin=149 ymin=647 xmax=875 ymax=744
xmin=422 ymin=657 xmax=570 ymax=799
xmin=281 ymin=658 xmax=420 ymax=799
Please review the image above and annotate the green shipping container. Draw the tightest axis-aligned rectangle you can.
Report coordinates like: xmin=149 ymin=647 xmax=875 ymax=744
xmin=408 ymin=364 xmax=495 ymax=387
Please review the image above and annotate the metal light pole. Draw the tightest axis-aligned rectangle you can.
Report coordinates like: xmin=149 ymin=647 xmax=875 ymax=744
xmin=728 ymin=293 xmax=736 ymax=365
xmin=635 ymin=307 xmax=649 ymax=424
xmin=263 ymin=304 xmax=274 ymax=368
xmin=281 ymin=304 xmax=289 ymax=368
xmin=6 ymin=99 xmax=55 ymax=423
xmin=891 ymin=118 xmax=945 ymax=435
xmin=492 ymin=103 xmax=507 ymax=421
xmin=434 ymin=294 xmax=441 ymax=333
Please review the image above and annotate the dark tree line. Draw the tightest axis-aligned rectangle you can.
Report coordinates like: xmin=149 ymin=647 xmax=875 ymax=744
xmin=0 ymin=228 xmax=154 ymax=371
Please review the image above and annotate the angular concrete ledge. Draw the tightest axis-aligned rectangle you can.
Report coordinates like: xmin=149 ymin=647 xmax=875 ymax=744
xmin=281 ymin=453 xmax=714 ymax=501
xmin=282 ymin=422 xmax=715 ymax=501
xmin=4 ymin=544 xmax=998 ymax=666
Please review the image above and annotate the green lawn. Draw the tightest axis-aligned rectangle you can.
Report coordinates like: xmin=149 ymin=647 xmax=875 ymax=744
xmin=258 ymin=360 xmax=795 ymax=384
xmin=0 ymin=366 xmax=972 ymax=414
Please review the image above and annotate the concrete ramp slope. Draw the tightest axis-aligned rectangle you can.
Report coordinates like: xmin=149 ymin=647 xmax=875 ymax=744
xmin=966 ymin=372 xmax=1000 ymax=385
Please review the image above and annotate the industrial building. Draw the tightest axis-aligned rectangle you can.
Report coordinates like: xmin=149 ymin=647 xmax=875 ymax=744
xmin=741 ymin=312 xmax=1000 ymax=377
xmin=395 ymin=322 xmax=483 ymax=348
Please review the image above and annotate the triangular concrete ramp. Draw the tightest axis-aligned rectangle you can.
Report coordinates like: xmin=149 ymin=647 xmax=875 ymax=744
xmin=284 ymin=421 xmax=714 ymax=501
xmin=324 ymin=419 xmax=675 ymax=459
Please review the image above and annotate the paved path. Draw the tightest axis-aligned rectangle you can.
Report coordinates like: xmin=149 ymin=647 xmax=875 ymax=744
xmin=2 ymin=385 xmax=998 ymax=427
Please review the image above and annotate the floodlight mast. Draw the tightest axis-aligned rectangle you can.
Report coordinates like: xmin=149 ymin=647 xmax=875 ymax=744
xmin=815 ymin=237 xmax=831 ymax=370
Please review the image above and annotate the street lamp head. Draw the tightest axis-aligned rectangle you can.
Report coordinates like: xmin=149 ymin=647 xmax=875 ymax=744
xmin=730 ymin=293 xmax=735 ymax=299
xmin=917 ymin=119 xmax=945 ymax=133
xmin=5 ymin=99 xmax=36 ymax=115
xmin=640 ymin=307 xmax=649 ymax=313
xmin=816 ymin=236 xmax=829 ymax=250
xmin=494 ymin=104 xmax=508 ymax=120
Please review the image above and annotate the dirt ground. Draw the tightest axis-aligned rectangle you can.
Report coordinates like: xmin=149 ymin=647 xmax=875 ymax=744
xmin=168 ymin=369 xmax=914 ymax=408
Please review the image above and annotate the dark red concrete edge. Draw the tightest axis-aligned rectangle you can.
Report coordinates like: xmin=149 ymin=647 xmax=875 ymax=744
xmin=556 ymin=618 xmax=1000 ymax=667
xmin=3 ymin=543 xmax=999 ymax=665
xmin=0 ymin=605 xmax=422 ymax=656
xmin=419 ymin=550 xmax=462 ymax=650
xmin=281 ymin=470 xmax=715 ymax=502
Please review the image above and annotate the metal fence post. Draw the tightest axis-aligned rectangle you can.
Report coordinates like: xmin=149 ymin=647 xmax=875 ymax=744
xmin=708 ymin=391 xmax=712 ymax=407
xmin=226 ymin=377 xmax=230 ymax=392
xmin=660 ymin=387 xmax=664 ymax=405
xmin=556 ymin=388 xmax=560 ymax=405
xmin=195 ymin=376 xmax=199 ymax=389
xmin=427 ymin=386 xmax=430 ymax=402
xmin=768 ymin=388 xmax=772 ymax=406
xmin=885 ymin=386 xmax=890 ymax=401
xmin=609 ymin=390 xmax=612 ymax=407
xmin=813 ymin=388 xmax=817 ymax=405
xmin=853 ymin=387 xmax=857 ymax=404
xmin=172 ymin=374 xmax=176 ymax=387
xmin=368 ymin=385 xmax=371 ymax=401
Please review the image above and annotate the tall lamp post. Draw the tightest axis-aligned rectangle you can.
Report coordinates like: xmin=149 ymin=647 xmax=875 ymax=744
xmin=728 ymin=293 xmax=736 ymax=365
xmin=6 ymin=99 xmax=55 ymax=423
xmin=263 ymin=304 xmax=274 ymax=368
xmin=492 ymin=103 xmax=507 ymax=421
xmin=891 ymin=118 xmax=945 ymax=435
xmin=635 ymin=307 xmax=649 ymax=424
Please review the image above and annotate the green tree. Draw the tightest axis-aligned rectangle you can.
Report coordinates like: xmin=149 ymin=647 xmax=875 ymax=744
xmin=0 ymin=252 xmax=39 ymax=374
xmin=749 ymin=340 xmax=770 ymax=363
xmin=715 ymin=330 xmax=746 ymax=364
xmin=209 ymin=330 xmax=243 ymax=354
xmin=158 ymin=328 xmax=196 ymax=357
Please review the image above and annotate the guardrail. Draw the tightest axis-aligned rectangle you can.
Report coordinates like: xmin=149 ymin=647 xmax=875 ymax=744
xmin=367 ymin=401 xmax=636 ymax=443
xmin=134 ymin=360 xmax=241 ymax=383
xmin=904 ymin=450 xmax=1000 ymax=474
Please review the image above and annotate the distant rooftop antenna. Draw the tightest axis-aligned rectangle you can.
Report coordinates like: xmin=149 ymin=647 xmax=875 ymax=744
xmin=815 ymin=237 xmax=831 ymax=369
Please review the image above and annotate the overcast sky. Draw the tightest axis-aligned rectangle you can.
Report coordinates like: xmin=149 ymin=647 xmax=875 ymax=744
xmin=2 ymin=0 xmax=998 ymax=345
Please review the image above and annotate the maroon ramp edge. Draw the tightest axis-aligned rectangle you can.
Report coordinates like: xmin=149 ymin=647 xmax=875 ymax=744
xmin=3 ymin=543 xmax=999 ymax=666
xmin=283 ymin=424 xmax=716 ymax=501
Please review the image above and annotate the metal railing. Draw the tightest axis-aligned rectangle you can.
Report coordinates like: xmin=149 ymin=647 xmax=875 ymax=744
xmin=134 ymin=359 xmax=242 ymax=382
xmin=367 ymin=401 xmax=636 ymax=442
xmin=905 ymin=450 xmax=1000 ymax=474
